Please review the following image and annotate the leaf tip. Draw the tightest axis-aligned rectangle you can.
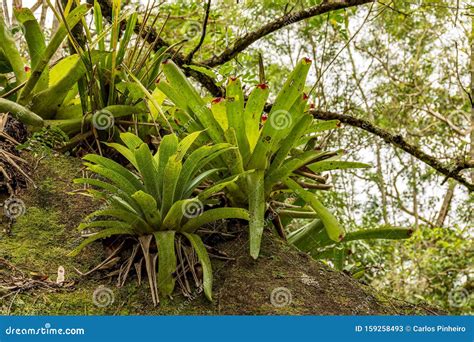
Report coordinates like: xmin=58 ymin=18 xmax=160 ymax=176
xmin=211 ymin=97 xmax=224 ymax=104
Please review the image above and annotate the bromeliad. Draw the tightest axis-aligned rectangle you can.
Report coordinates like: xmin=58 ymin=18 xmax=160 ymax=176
xmin=156 ymin=58 xmax=371 ymax=259
xmin=70 ymin=132 xmax=249 ymax=305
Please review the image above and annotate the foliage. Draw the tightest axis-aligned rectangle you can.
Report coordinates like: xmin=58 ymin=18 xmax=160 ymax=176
xmin=0 ymin=2 xmax=168 ymax=143
xmin=347 ymin=226 xmax=473 ymax=315
xmin=70 ymin=131 xmax=249 ymax=304
xmin=157 ymin=58 xmax=370 ymax=259
xmin=17 ymin=126 xmax=69 ymax=155
xmin=0 ymin=4 xmax=91 ymax=125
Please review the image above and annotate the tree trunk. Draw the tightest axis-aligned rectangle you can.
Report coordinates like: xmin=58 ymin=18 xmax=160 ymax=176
xmin=435 ymin=180 xmax=456 ymax=227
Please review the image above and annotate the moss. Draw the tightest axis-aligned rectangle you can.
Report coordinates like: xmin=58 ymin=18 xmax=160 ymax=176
xmin=0 ymin=206 xmax=103 ymax=281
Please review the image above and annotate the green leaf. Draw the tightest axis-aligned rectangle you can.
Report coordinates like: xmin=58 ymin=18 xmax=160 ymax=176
xmin=182 ymin=232 xmax=213 ymax=301
xmin=154 ymin=134 xmax=179 ymax=196
xmin=210 ymin=98 xmax=228 ymax=131
xmin=265 ymin=150 xmax=328 ymax=193
xmin=333 ymin=247 xmax=345 ymax=270
xmin=73 ymin=178 xmax=140 ymax=213
xmin=248 ymin=58 xmax=312 ymax=170
xmin=175 ymin=130 xmax=202 ymax=161
xmin=284 ymin=178 xmax=345 ymax=243
xmin=176 ymin=143 xmax=234 ymax=199
xmin=134 ymin=143 xmax=160 ymax=201
xmin=85 ymin=164 xmax=141 ymax=196
xmin=0 ymin=48 xmax=13 ymax=73
xmin=69 ymin=226 xmax=134 ymax=257
xmin=181 ymin=207 xmax=249 ymax=233
xmin=106 ymin=143 xmax=138 ymax=168
xmin=50 ymin=105 xmax=146 ymax=134
xmin=183 ymin=168 xmax=225 ymax=198
xmin=123 ymin=65 xmax=174 ymax=132
xmin=154 ymin=231 xmax=177 ymax=296
xmin=19 ymin=3 xmax=92 ymax=103
xmin=305 ymin=120 xmax=340 ymax=134
xmin=93 ymin=1 xmax=105 ymax=52
xmin=77 ymin=220 xmax=133 ymax=232
xmin=161 ymin=59 xmax=225 ymax=143
xmin=0 ymin=15 xmax=26 ymax=84
xmin=288 ymin=219 xmax=325 ymax=252
xmin=196 ymin=175 xmax=241 ymax=201
xmin=83 ymin=209 xmax=151 ymax=233
xmin=117 ymin=12 xmax=138 ymax=65
xmin=120 ymin=132 xmax=145 ymax=150
xmin=160 ymin=154 xmax=182 ymax=216
xmin=14 ymin=7 xmax=47 ymax=89
xmin=0 ymin=98 xmax=43 ymax=127
xmin=268 ymin=114 xmax=313 ymax=174
xmin=226 ymin=77 xmax=250 ymax=162
xmin=247 ymin=170 xmax=265 ymax=259
xmin=49 ymin=54 xmax=80 ymax=87
xmin=131 ymin=190 xmax=162 ymax=229
xmin=224 ymin=128 xmax=245 ymax=176
xmin=244 ymin=84 xmax=270 ymax=152
xmin=83 ymin=154 xmax=143 ymax=191
xmin=162 ymin=199 xmax=194 ymax=230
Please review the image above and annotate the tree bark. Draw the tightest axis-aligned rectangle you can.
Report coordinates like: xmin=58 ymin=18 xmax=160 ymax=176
xmin=435 ymin=180 xmax=456 ymax=228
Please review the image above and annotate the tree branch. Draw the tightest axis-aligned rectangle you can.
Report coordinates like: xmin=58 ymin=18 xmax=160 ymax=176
xmin=310 ymin=110 xmax=474 ymax=191
xmin=185 ymin=0 xmax=211 ymax=64
xmin=199 ymin=0 xmax=375 ymax=68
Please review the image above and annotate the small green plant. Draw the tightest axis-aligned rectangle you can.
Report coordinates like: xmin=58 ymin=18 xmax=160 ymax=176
xmin=17 ymin=127 xmax=69 ymax=155
xmin=70 ymin=132 xmax=249 ymax=304
xmin=156 ymin=58 xmax=371 ymax=259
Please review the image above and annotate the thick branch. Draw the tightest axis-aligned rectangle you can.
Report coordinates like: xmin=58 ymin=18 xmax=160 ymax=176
xmin=310 ymin=110 xmax=474 ymax=191
xmin=200 ymin=0 xmax=374 ymax=67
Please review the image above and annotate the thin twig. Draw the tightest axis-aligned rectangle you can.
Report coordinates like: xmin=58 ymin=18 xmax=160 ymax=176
xmin=185 ymin=0 xmax=211 ymax=64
